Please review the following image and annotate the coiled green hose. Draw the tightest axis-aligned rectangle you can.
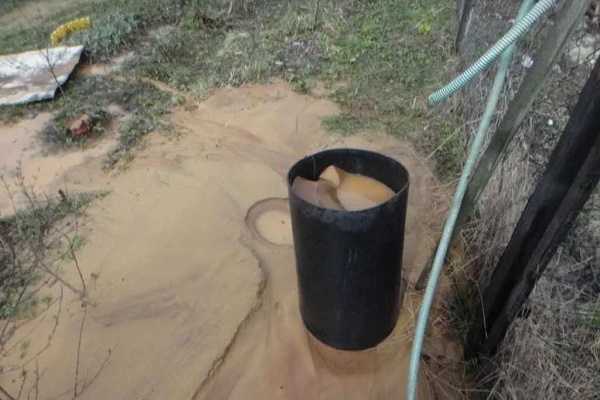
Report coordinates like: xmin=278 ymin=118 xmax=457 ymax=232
xmin=428 ymin=0 xmax=558 ymax=104
xmin=407 ymin=1 xmax=556 ymax=399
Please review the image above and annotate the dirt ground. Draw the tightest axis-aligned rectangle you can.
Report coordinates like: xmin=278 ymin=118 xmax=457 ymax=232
xmin=0 ymin=75 xmax=463 ymax=399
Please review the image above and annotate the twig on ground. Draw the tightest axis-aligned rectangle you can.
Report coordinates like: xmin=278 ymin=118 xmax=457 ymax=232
xmin=59 ymin=217 xmax=86 ymax=296
xmin=73 ymin=304 xmax=87 ymax=398
xmin=0 ymin=384 xmax=16 ymax=400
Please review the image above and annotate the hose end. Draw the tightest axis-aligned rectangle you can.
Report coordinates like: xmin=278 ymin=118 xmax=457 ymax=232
xmin=428 ymin=91 xmax=445 ymax=105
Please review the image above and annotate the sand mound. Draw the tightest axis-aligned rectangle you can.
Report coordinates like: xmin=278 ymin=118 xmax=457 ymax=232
xmin=0 ymin=81 xmax=456 ymax=399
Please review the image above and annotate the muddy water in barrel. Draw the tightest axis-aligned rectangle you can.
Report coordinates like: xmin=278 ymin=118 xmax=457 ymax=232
xmin=335 ymin=173 xmax=395 ymax=211
xmin=290 ymin=176 xmax=344 ymax=210
xmin=292 ymin=165 xmax=395 ymax=211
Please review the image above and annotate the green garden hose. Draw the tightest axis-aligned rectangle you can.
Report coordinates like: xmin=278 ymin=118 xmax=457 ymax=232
xmin=428 ymin=0 xmax=558 ymax=104
xmin=407 ymin=0 xmax=556 ymax=399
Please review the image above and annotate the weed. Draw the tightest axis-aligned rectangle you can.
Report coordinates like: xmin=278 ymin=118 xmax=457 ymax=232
xmin=171 ymin=95 xmax=186 ymax=106
xmin=0 ymin=174 xmax=105 ymax=328
xmin=66 ymin=13 xmax=144 ymax=62
xmin=19 ymin=339 xmax=30 ymax=358
xmin=119 ymin=115 xmax=153 ymax=149
xmin=41 ymin=295 xmax=52 ymax=307
xmin=122 ymin=151 xmax=135 ymax=164
xmin=322 ymin=114 xmax=370 ymax=135
xmin=61 ymin=234 xmax=86 ymax=261
xmin=424 ymin=115 xmax=467 ymax=178
xmin=0 ymin=190 xmax=102 ymax=247
xmin=288 ymin=73 xmax=312 ymax=94
xmin=0 ymin=99 xmax=54 ymax=126
xmin=104 ymin=109 xmax=170 ymax=169
xmin=418 ymin=22 xmax=432 ymax=35
xmin=0 ymin=287 xmax=38 ymax=320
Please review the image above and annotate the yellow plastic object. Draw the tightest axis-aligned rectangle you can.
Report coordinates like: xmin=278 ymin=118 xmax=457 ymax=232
xmin=50 ymin=17 xmax=91 ymax=45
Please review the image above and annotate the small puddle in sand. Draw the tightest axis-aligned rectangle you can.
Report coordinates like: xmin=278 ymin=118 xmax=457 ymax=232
xmin=248 ymin=199 xmax=293 ymax=247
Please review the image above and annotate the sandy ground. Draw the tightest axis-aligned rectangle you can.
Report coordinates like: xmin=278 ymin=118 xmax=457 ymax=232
xmin=0 ymin=81 xmax=461 ymax=399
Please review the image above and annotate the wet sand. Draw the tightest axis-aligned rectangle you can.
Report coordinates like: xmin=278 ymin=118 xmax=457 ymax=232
xmin=0 ymin=80 xmax=461 ymax=399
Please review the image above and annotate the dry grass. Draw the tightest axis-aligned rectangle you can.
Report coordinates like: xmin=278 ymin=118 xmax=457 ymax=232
xmin=453 ymin=139 xmax=600 ymax=400
xmin=480 ymin=254 xmax=600 ymax=400
xmin=448 ymin=6 xmax=600 ymax=399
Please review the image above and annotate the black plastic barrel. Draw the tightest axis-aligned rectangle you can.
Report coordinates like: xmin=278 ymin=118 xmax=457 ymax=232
xmin=288 ymin=148 xmax=410 ymax=351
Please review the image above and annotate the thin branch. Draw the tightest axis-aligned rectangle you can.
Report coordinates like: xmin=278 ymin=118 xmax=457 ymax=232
xmin=0 ymin=263 xmax=40 ymax=346
xmin=2 ymin=284 xmax=56 ymax=357
xmin=16 ymin=3 xmax=69 ymax=100
xmin=0 ymin=384 xmax=16 ymax=400
xmin=35 ymin=361 xmax=40 ymax=400
xmin=58 ymin=218 xmax=86 ymax=296
xmin=1 ymin=286 xmax=63 ymax=373
xmin=16 ymin=374 xmax=25 ymax=400
xmin=74 ymin=348 xmax=112 ymax=399
xmin=38 ymin=262 xmax=84 ymax=299
xmin=73 ymin=304 xmax=87 ymax=398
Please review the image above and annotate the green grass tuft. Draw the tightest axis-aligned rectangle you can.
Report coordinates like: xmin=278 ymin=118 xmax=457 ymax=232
xmin=39 ymin=105 xmax=112 ymax=150
xmin=104 ymin=110 xmax=170 ymax=170
xmin=66 ymin=13 xmax=144 ymax=62
xmin=322 ymin=114 xmax=372 ymax=135
xmin=0 ymin=186 xmax=106 ymax=320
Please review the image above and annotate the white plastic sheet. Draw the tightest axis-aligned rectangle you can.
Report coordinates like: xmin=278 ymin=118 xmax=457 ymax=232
xmin=0 ymin=45 xmax=84 ymax=106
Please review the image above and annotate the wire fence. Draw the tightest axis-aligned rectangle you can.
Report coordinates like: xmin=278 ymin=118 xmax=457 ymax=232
xmin=455 ymin=2 xmax=600 ymax=399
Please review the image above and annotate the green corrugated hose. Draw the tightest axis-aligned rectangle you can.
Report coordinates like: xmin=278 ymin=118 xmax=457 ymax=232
xmin=406 ymin=0 xmax=556 ymax=399
xmin=428 ymin=0 xmax=557 ymax=104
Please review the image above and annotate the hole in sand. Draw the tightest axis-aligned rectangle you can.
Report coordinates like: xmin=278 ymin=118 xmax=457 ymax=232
xmin=246 ymin=198 xmax=293 ymax=247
